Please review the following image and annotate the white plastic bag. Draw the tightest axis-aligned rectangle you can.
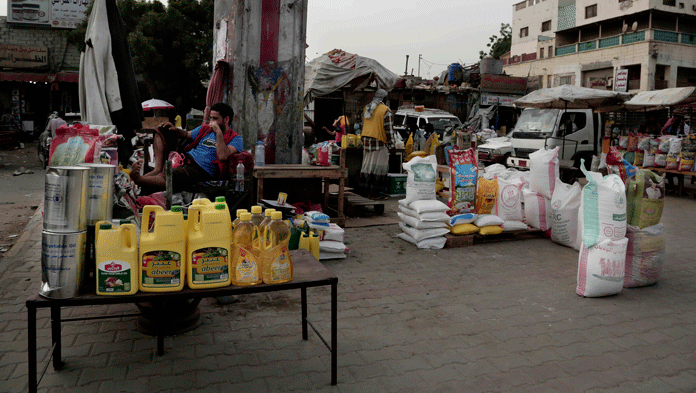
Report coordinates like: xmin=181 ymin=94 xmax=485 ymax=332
xmin=529 ymin=147 xmax=560 ymax=199
xmin=551 ymin=179 xmax=582 ymax=249
xmin=523 ymin=189 xmax=552 ymax=231
xmin=576 ymin=238 xmax=628 ymax=297
xmin=579 ymin=165 xmax=627 ymax=249
xmin=493 ymin=176 xmax=524 ymax=221
xmin=402 ymin=155 xmax=438 ymax=205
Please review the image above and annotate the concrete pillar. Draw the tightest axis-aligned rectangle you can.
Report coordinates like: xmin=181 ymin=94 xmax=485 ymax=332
xmin=214 ymin=0 xmax=307 ymax=164
xmin=668 ymin=64 xmax=679 ymax=88
xmin=645 ymin=55 xmax=656 ymax=91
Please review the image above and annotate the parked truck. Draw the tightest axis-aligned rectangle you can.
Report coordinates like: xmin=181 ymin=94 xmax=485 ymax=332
xmin=506 ymin=108 xmax=602 ymax=170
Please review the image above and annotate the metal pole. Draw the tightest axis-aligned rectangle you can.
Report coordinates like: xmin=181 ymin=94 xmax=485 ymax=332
xmin=418 ymin=54 xmax=422 ymax=78
xmin=404 ymin=55 xmax=409 ymax=76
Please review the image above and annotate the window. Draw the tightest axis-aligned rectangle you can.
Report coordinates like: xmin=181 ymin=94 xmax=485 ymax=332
xmin=558 ymin=112 xmax=587 ymax=137
xmin=547 ymin=75 xmax=552 ymax=88
xmin=663 ymin=0 xmax=676 ymax=5
xmin=585 ymin=4 xmax=597 ymax=18
xmin=418 ymin=118 xmax=427 ymax=129
xmin=560 ymin=76 xmax=572 ymax=85
xmin=520 ymin=27 xmax=529 ymax=38
xmin=541 ymin=20 xmax=551 ymax=32
xmin=540 ymin=47 xmax=545 ymax=58
xmin=548 ymin=46 xmax=553 ymax=57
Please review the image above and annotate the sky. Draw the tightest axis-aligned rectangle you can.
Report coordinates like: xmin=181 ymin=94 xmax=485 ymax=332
xmin=0 ymin=0 xmax=513 ymax=79
xmin=306 ymin=0 xmax=513 ymax=79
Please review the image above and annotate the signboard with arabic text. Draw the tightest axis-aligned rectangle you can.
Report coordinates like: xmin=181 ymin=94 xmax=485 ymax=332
xmin=7 ymin=0 xmax=50 ymax=26
xmin=0 ymin=44 xmax=48 ymax=68
xmin=50 ymin=0 xmax=89 ymax=29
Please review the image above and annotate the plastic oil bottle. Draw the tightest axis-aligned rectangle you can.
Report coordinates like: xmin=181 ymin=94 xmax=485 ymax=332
xmin=231 ymin=212 xmax=262 ymax=286
xmin=254 ymin=209 xmax=276 ymax=248
xmin=214 ymin=196 xmax=231 ymax=223
xmin=187 ymin=203 xmax=232 ymax=289
xmin=261 ymin=211 xmax=293 ymax=284
xmin=95 ymin=221 xmax=138 ymax=295
xmin=250 ymin=205 xmax=264 ymax=226
xmin=139 ymin=205 xmax=186 ymax=292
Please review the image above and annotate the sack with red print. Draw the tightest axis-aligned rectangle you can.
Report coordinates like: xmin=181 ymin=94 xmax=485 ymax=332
xmin=448 ymin=148 xmax=478 ymax=214
xmin=49 ymin=124 xmax=103 ymax=166
xmin=576 ymin=238 xmax=628 ymax=298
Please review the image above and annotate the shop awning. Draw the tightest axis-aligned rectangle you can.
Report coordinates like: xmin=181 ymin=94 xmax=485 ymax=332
xmin=0 ymin=71 xmax=79 ymax=83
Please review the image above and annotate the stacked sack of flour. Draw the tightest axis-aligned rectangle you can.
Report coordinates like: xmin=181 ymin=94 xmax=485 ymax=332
xmin=396 ymin=155 xmax=450 ymax=249
xmin=304 ymin=211 xmax=348 ymax=259
xmin=481 ymin=164 xmax=529 ymax=232
xmin=576 ymin=163 xmax=628 ymax=297
xmin=624 ymin=169 xmax=666 ymax=287
xmin=524 ymin=147 xmax=559 ymax=232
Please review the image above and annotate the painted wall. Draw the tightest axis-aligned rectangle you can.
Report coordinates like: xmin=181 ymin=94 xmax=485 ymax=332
xmin=214 ymin=0 xmax=307 ymax=164
xmin=511 ymin=0 xmax=557 ymax=56
xmin=0 ymin=17 xmax=80 ymax=71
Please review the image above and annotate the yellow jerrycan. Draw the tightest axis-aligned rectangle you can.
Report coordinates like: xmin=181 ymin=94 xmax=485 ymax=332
xmin=187 ymin=203 xmax=232 ymax=289
xmin=214 ymin=196 xmax=231 ymax=223
xmin=260 ymin=211 xmax=293 ymax=284
xmin=231 ymin=212 xmax=262 ymax=286
xmin=139 ymin=205 xmax=186 ymax=292
xmin=95 ymin=221 xmax=138 ymax=296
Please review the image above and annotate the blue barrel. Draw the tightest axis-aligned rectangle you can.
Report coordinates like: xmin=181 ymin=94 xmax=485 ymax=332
xmin=448 ymin=63 xmax=462 ymax=82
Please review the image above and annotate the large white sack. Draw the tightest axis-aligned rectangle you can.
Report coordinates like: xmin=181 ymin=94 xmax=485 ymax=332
xmin=396 ymin=232 xmax=447 ymax=249
xmin=624 ymin=224 xmax=665 ymax=288
xmin=398 ymin=222 xmax=450 ymax=242
xmin=551 ymin=179 xmax=582 ymax=249
xmin=576 ymin=238 xmax=628 ymax=297
xmin=493 ymin=176 xmax=524 ymax=221
xmin=523 ymin=189 xmax=552 ymax=231
xmin=579 ymin=164 xmax=627 ymax=249
xmin=398 ymin=205 xmax=450 ymax=222
xmin=397 ymin=212 xmax=447 ymax=229
xmin=402 ymin=155 xmax=438 ymax=205
xmin=529 ymin=147 xmax=560 ymax=199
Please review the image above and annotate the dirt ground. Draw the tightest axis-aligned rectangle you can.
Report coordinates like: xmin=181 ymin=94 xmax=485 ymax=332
xmin=0 ymin=141 xmax=44 ymax=253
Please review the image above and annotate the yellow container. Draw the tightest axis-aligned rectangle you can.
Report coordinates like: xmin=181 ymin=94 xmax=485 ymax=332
xmin=214 ymin=196 xmax=231 ymax=223
xmin=95 ymin=221 xmax=138 ymax=296
xmin=254 ymin=209 xmax=276 ymax=249
xmin=139 ymin=205 xmax=186 ymax=292
xmin=231 ymin=212 xmax=262 ymax=286
xmin=260 ymin=211 xmax=293 ymax=284
xmin=298 ymin=230 xmax=320 ymax=260
xmin=186 ymin=203 xmax=232 ymax=289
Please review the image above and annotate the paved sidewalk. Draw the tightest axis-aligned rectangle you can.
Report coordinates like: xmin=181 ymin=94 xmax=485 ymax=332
xmin=1 ymin=197 xmax=695 ymax=392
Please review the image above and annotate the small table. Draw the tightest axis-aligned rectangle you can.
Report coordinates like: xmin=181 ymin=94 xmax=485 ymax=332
xmin=254 ymin=163 xmax=348 ymax=226
xmin=26 ymin=250 xmax=338 ymax=392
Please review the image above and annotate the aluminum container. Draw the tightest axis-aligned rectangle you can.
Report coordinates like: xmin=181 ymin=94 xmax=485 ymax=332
xmin=44 ymin=166 xmax=89 ymax=232
xmin=78 ymin=163 xmax=115 ymax=225
xmin=39 ymin=230 xmax=87 ymax=299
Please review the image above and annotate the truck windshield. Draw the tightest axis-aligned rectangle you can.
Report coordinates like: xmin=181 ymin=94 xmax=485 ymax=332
xmin=514 ymin=109 xmax=559 ymax=135
xmin=429 ymin=117 xmax=462 ymax=132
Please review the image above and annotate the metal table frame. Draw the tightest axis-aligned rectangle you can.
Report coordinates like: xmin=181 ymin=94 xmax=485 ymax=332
xmin=26 ymin=250 xmax=338 ymax=392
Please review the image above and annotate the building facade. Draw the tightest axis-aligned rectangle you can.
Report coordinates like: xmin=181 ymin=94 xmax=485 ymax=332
xmin=0 ymin=17 xmax=80 ymax=133
xmin=504 ymin=0 xmax=696 ymax=92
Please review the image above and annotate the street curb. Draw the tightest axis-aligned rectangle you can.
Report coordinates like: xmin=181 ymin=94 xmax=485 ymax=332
xmin=4 ymin=201 xmax=43 ymax=259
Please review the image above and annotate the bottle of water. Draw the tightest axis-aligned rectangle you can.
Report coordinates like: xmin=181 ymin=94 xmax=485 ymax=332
xmin=255 ymin=141 xmax=265 ymax=167
xmin=235 ymin=161 xmax=244 ymax=191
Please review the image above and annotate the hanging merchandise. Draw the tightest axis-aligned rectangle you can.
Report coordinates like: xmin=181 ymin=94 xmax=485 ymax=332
xmin=529 ymin=147 xmax=559 ymax=200
xmin=447 ymin=148 xmax=478 ymax=213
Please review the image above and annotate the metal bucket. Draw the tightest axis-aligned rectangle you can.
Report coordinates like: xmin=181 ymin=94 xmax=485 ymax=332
xmin=39 ymin=230 xmax=87 ymax=299
xmin=44 ymin=166 xmax=89 ymax=232
xmin=78 ymin=163 xmax=115 ymax=225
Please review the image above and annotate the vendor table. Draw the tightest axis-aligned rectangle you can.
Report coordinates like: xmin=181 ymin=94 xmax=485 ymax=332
xmin=642 ymin=167 xmax=696 ymax=196
xmin=254 ymin=164 xmax=348 ymax=226
xmin=26 ymin=250 xmax=338 ymax=392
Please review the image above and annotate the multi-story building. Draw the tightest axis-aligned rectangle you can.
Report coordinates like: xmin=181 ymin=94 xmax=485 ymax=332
xmin=504 ymin=0 xmax=696 ymax=92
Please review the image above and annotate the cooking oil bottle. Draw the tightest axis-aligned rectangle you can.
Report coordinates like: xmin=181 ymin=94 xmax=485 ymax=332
xmin=232 ymin=209 xmax=248 ymax=229
xmin=187 ymin=203 xmax=232 ymax=289
xmin=214 ymin=196 xmax=231 ymax=223
xmin=95 ymin=221 xmax=138 ymax=295
xmin=250 ymin=205 xmax=264 ymax=226
xmin=261 ymin=211 xmax=293 ymax=284
xmin=254 ymin=209 xmax=276 ymax=248
xmin=139 ymin=205 xmax=186 ymax=292
xmin=231 ymin=212 xmax=262 ymax=286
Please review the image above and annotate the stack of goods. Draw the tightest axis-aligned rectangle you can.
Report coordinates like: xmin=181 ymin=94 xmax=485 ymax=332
xmin=576 ymin=167 xmax=628 ymax=298
xmin=305 ymin=141 xmax=340 ymax=166
xmin=304 ymin=211 xmax=348 ymax=260
xmin=679 ymin=135 xmax=696 ymax=172
xmin=606 ymin=146 xmax=638 ymax=183
xmin=397 ymin=200 xmax=450 ymax=249
xmin=525 ymin=147 xmax=559 ymax=232
xmin=624 ymin=170 xmax=666 ymax=287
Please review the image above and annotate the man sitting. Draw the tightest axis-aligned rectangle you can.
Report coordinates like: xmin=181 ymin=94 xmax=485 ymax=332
xmin=131 ymin=102 xmax=243 ymax=192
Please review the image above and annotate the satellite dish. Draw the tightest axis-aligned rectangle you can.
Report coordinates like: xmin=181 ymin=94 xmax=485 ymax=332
xmin=632 ymin=21 xmax=638 ymax=31
xmin=622 ymin=24 xmax=628 ymax=33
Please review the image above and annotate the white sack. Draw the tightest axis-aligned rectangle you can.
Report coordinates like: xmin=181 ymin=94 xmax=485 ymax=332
xmin=501 ymin=220 xmax=528 ymax=231
xmin=523 ymin=189 xmax=552 ymax=231
xmin=409 ymin=199 xmax=450 ymax=214
xmin=529 ymin=147 xmax=560 ymax=199
xmin=576 ymin=238 xmax=628 ymax=298
xmin=579 ymin=166 xmax=627 ymax=249
xmin=399 ymin=222 xmax=450 ymax=242
xmin=319 ymin=240 xmax=347 ymax=253
xmin=551 ymin=179 xmax=582 ymax=249
xmin=397 ymin=212 xmax=447 ymax=229
xmin=396 ymin=232 xmax=447 ymax=249
xmin=493 ymin=176 xmax=524 ymax=221
xmin=402 ymin=155 xmax=438 ymax=205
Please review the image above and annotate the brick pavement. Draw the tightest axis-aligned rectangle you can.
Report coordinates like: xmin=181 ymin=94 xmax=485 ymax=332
xmin=0 ymin=197 xmax=695 ymax=392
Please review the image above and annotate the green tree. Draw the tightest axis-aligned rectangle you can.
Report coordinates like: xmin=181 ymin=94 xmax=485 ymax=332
xmin=479 ymin=23 xmax=512 ymax=60
xmin=68 ymin=0 xmax=214 ymax=115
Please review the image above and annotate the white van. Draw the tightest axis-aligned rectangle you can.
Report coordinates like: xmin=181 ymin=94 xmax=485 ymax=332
xmin=393 ymin=107 xmax=462 ymax=141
